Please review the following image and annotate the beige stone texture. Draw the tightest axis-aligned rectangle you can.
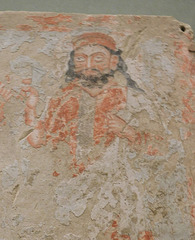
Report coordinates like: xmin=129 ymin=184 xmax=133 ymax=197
xmin=0 ymin=12 xmax=194 ymax=240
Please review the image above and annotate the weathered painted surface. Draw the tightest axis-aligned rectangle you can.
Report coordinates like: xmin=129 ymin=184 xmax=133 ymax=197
xmin=0 ymin=12 xmax=194 ymax=240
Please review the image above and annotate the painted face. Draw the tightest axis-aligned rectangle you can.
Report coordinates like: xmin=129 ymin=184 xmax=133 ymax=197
xmin=74 ymin=44 xmax=116 ymax=78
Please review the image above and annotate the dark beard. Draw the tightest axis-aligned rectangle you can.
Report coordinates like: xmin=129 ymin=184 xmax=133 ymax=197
xmin=74 ymin=71 xmax=114 ymax=88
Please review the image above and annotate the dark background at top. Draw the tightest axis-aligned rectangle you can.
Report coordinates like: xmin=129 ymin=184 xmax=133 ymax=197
xmin=0 ymin=0 xmax=194 ymax=33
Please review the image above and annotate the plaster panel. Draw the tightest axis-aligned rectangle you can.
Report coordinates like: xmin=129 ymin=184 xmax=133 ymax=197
xmin=0 ymin=12 xmax=194 ymax=240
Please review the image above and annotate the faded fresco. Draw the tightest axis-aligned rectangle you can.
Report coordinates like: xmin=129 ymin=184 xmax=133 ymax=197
xmin=0 ymin=12 xmax=194 ymax=240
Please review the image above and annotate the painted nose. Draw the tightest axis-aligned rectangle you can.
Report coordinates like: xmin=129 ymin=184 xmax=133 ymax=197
xmin=87 ymin=57 xmax=92 ymax=68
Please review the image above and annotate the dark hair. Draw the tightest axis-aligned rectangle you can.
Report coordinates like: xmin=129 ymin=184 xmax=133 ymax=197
xmin=65 ymin=46 xmax=144 ymax=92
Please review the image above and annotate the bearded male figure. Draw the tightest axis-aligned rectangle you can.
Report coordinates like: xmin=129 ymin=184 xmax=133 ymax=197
xmin=25 ymin=32 xmax=142 ymax=173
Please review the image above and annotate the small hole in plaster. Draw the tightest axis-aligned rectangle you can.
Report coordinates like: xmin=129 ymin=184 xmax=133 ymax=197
xmin=180 ymin=25 xmax=186 ymax=32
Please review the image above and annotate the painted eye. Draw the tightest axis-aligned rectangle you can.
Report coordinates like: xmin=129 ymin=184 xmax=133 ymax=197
xmin=75 ymin=56 xmax=85 ymax=62
xmin=94 ymin=55 xmax=104 ymax=62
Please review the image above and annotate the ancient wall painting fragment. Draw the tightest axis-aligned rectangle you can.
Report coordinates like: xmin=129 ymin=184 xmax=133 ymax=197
xmin=0 ymin=12 xmax=194 ymax=239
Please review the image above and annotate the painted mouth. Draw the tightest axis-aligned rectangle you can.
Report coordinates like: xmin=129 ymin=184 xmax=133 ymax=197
xmin=77 ymin=69 xmax=101 ymax=77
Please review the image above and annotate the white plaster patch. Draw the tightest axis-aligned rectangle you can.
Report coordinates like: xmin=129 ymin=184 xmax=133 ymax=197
xmin=19 ymin=138 xmax=31 ymax=150
xmin=142 ymin=39 xmax=167 ymax=56
xmin=21 ymin=158 xmax=30 ymax=177
xmin=38 ymin=32 xmax=69 ymax=56
xmin=10 ymin=55 xmax=45 ymax=87
xmin=55 ymin=176 xmax=94 ymax=225
xmin=2 ymin=160 xmax=18 ymax=188
xmin=153 ymin=163 xmax=190 ymax=240
xmin=167 ymin=139 xmax=185 ymax=159
xmin=134 ymin=167 xmax=150 ymax=183
xmin=129 ymin=118 xmax=139 ymax=127
xmin=179 ymin=127 xmax=189 ymax=141
xmin=49 ymin=34 xmax=73 ymax=79
xmin=12 ymin=214 xmax=24 ymax=226
xmin=125 ymin=58 xmax=154 ymax=89
xmin=162 ymin=121 xmax=172 ymax=135
xmin=55 ymin=138 xmax=143 ymax=236
xmin=160 ymin=55 xmax=175 ymax=83
xmin=87 ymin=225 xmax=100 ymax=240
xmin=137 ymin=39 xmax=176 ymax=93
xmin=126 ymin=89 xmax=157 ymax=120
xmin=128 ymin=151 xmax=137 ymax=159
xmin=64 ymin=233 xmax=81 ymax=240
xmin=0 ymin=30 xmax=34 ymax=52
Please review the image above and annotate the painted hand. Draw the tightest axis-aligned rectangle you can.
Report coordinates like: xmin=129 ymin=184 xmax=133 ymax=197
xmin=107 ymin=113 xmax=126 ymax=135
xmin=107 ymin=113 xmax=137 ymax=142
xmin=21 ymin=86 xmax=39 ymax=109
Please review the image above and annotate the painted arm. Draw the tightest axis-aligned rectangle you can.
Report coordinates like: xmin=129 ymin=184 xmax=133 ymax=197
xmin=22 ymin=86 xmax=39 ymax=127
xmin=21 ymin=86 xmax=46 ymax=148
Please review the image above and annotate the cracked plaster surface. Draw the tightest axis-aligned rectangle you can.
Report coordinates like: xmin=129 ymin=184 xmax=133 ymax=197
xmin=0 ymin=12 xmax=194 ymax=240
